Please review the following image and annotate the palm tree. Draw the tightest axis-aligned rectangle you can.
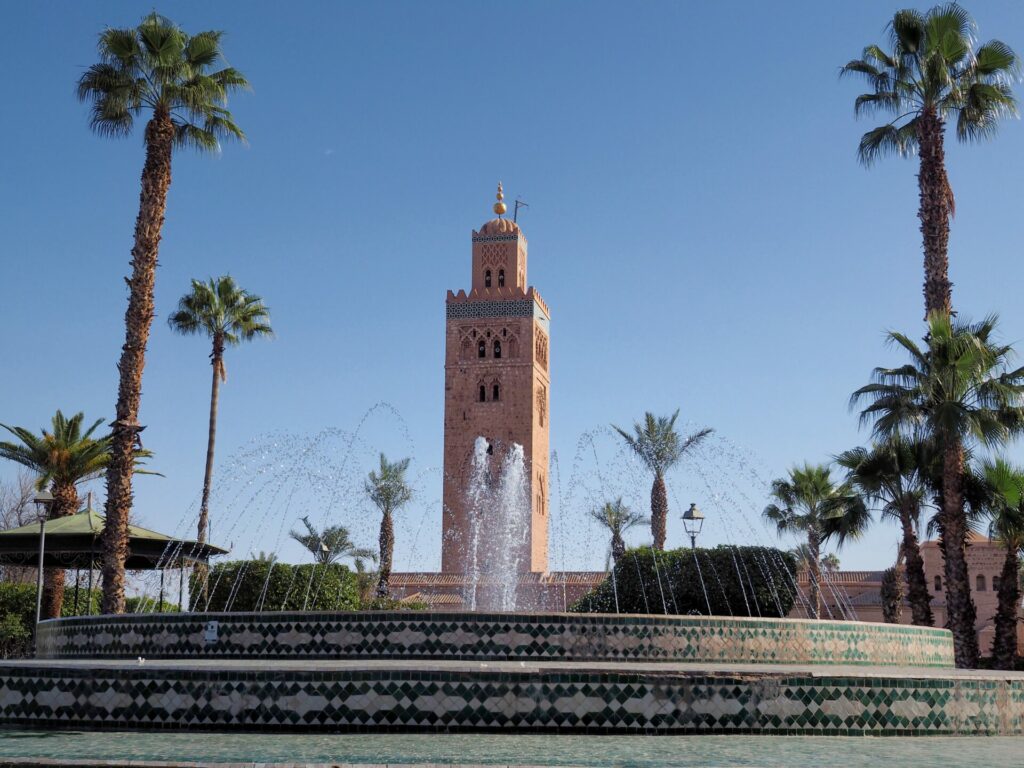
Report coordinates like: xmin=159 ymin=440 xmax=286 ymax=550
xmin=364 ymin=454 xmax=412 ymax=597
xmin=852 ymin=314 xmax=1024 ymax=667
xmin=289 ymin=516 xmax=376 ymax=568
xmin=588 ymin=498 xmax=648 ymax=566
xmin=837 ymin=438 xmax=934 ymax=626
xmin=168 ymin=277 xmax=272 ymax=563
xmin=77 ymin=13 xmax=248 ymax=614
xmin=841 ymin=4 xmax=1018 ymax=317
xmin=763 ymin=463 xmax=870 ymax=619
xmin=979 ymin=459 xmax=1024 ymax=670
xmin=880 ymin=563 xmax=906 ymax=624
xmin=0 ymin=411 xmax=153 ymax=617
xmin=612 ymin=411 xmax=712 ymax=550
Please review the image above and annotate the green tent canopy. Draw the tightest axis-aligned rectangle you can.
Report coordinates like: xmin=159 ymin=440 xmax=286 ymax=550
xmin=0 ymin=509 xmax=228 ymax=569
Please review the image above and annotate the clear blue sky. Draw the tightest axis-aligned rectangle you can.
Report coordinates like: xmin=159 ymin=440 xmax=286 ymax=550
xmin=4 ymin=1 xmax=1024 ymax=576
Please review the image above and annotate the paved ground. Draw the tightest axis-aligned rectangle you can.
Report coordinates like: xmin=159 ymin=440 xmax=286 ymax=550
xmin=4 ymin=657 xmax=1023 ymax=680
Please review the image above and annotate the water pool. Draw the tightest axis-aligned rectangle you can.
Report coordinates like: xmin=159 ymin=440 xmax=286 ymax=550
xmin=0 ymin=731 xmax=1017 ymax=766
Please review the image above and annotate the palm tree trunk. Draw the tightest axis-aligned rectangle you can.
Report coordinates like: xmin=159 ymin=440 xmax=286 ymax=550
xmin=990 ymin=542 xmax=1020 ymax=670
xmin=916 ymin=107 xmax=954 ymax=318
xmin=899 ymin=511 xmax=934 ymax=627
xmin=880 ymin=564 xmax=905 ymax=624
xmin=194 ymin=336 xmax=224 ymax=607
xmin=611 ymin=532 xmax=625 ymax=565
xmin=651 ymin=471 xmax=668 ymax=551
xmin=940 ymin=440 xmax=979 ymax=668
xmin=101 ymin=109 xmax=175 ymax=615
xmin=807 ymin=531 xmax=821 ymax=620
xmin=42 ymin=483 xmax=79 ymax=619
xmin=376 ymin=509 xmax=394 ymax=598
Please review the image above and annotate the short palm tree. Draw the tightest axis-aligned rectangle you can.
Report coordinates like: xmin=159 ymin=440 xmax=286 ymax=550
xmin=289 ymin=516 xmax=376 ymax=568
xmin=979 ymin=458 xmax=1024 ymax=670
xmin=0 ymin=411 xmax=153 ymax=618
xmin=612 ymin=411 xmax=712 ymax=550
xmin=364 ymin=454 xmax=412 ymax=597
xmin=588 ymin=498 xmax=648 ymax=566
xmin=842 ymin=3 xmax=1019 ymax=317
xmin=77 ymin=12 xmax=248 ymax=614
xmin=168 ymin=276 xmax=272 ymax=552
xmin=852 ymin=314 xmax=1024 ymax=668
xmin=837 ymin=438 xmax=934 ymax=626
xmin=763 ymin=463 xmax=870 ymax=619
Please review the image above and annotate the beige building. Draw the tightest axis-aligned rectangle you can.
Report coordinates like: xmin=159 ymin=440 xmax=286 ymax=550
xmin=791 ymin=532 xmax=1022 ymax=651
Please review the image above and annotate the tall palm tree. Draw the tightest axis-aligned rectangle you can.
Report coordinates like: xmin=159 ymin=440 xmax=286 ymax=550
xmin=979 ymin=458 xmax=1024 ymax=670
xmin=852 ymin=314 xmax=1024 ymax=667
xmin=364 ymin=454 xmax=412 ymax=597
xmin=588 ymin=498 xmax=648 ymax=566
xmin=289 ymin=516 xmax=376 ymax=568
xmin=842 ymin=4 xmax=1018 ymax=317
xmin=168 ymin=276 xmax=272 ymax=555
xmin=77 ymin=13 xmax=248 ymax=614
xmin=0 ymin=411 xmax=153 ymax=617
xmin=763 ymin=463 xmax=870 ymax=619
xmin=612 ymin=411 xmax=712 ymax=550
xmin=837 ymin=438 xmax=934 ymax=626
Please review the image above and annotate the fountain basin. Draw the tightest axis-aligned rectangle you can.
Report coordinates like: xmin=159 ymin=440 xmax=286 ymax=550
xmin=37 ymin=611 xmax=954 ymax=667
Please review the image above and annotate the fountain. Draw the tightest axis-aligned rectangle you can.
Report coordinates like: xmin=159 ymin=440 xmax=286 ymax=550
xmin=463 ymin=437 xmax=532 ymax=611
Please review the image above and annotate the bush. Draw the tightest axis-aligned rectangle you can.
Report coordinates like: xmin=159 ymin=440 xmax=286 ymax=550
xmin=571 ymin=545 xmax=798 ymax=617
xmin=194 ymin=560 xmax=361 ymax=612
xmin=0 ymin=581 xmax=105 ymax=658
xmin=125 ymin=596 xmax=179 ymax=613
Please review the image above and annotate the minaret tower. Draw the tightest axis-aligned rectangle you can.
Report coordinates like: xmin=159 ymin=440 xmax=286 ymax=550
xmin=442 ymin=183 xmax=551 ymax=573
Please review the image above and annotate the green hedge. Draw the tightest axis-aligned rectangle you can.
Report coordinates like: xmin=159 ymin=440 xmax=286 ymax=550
xmin=194 ymin=560 xmax=361 ymax=612
xmin=0 ymin=581 xmax=106 ymax=658
xmin=571 ymin=545 xmax=798 ymax=617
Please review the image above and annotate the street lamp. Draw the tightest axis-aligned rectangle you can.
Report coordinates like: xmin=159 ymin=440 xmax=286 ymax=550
xmin=33 ymin=490 xmax=55 ymax=635
xmin=681 ymin=503 xmax=705 ymax=550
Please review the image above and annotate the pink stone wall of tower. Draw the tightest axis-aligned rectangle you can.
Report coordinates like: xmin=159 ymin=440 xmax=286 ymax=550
xmin=441 ymin=215 xmax=550 ymax=574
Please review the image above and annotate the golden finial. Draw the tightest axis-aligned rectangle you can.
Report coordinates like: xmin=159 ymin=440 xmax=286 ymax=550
xmin=493 ymin=181 xmax=507 ymax=216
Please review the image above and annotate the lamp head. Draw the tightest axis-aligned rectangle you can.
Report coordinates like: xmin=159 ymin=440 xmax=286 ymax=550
xmin=681 ymin=503 xmax=705 ymax=535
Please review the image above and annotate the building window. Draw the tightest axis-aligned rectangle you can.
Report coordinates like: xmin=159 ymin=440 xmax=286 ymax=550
xmin=493 ymin=340 xmax=501 ymax=359
xmin=478 ymin=340 xmax=486 ymax=358
xmin=492 ymin=383 xmax=500 ymax=401
xmin=994 ymin=575 xmax=1002 ymax=591
xmin=485 ymin=270 xmax=492 ymax=288
xmin=479 ymin=385 xmax=486 ymax=402
xmin=976 ymin=574 xmax=986 ymax=592
xmin=498 ymin=269 xmax=505 ymax=287
xmin=934 ymin=575 xmax=942 ymax=592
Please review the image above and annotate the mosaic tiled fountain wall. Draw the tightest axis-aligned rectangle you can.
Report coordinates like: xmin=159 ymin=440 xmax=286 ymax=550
xmin=36 ymin=611 xmax=955 ymax=666
xmin=5 ymin=612 xmax=1021 ymax=735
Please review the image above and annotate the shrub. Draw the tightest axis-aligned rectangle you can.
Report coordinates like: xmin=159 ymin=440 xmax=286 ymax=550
xmin=0 ymin=581 xmax=105 ymax=658
xmin=571 ymin=545 xmax=798 ymax=617
xmin=194 ymin=560 xmax=361 ymax=612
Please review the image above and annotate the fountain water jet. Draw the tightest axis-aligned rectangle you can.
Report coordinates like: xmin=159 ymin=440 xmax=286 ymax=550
xmin=463 ymin=437 xmax=531 ymax=611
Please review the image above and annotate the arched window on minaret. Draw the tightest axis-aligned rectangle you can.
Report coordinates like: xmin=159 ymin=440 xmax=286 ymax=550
xmin=479 ymin=384 xmax=486 ymax=402
xmin=485 ymin=270 xmax=492 ymax=288
xmin=492 ymin=382 xmax=500 ymax=401
xmin=478 ymin=340 xmax=486 ymax=358
xmin=498 ymin=269 xmax=505 ymax=287
xmin=493 ymin=340 xmax=501 ymax=359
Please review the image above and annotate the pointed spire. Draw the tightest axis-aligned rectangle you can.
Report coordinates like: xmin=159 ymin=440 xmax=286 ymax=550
xmin=493 ymin=182 xmax=507 ymax=217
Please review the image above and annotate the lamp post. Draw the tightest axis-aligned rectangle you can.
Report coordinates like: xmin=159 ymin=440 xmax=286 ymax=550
xmin=32 ymin=490 xmax=55 ymax=641
xmin=681 ymin=503 xmax=705 ymax=550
